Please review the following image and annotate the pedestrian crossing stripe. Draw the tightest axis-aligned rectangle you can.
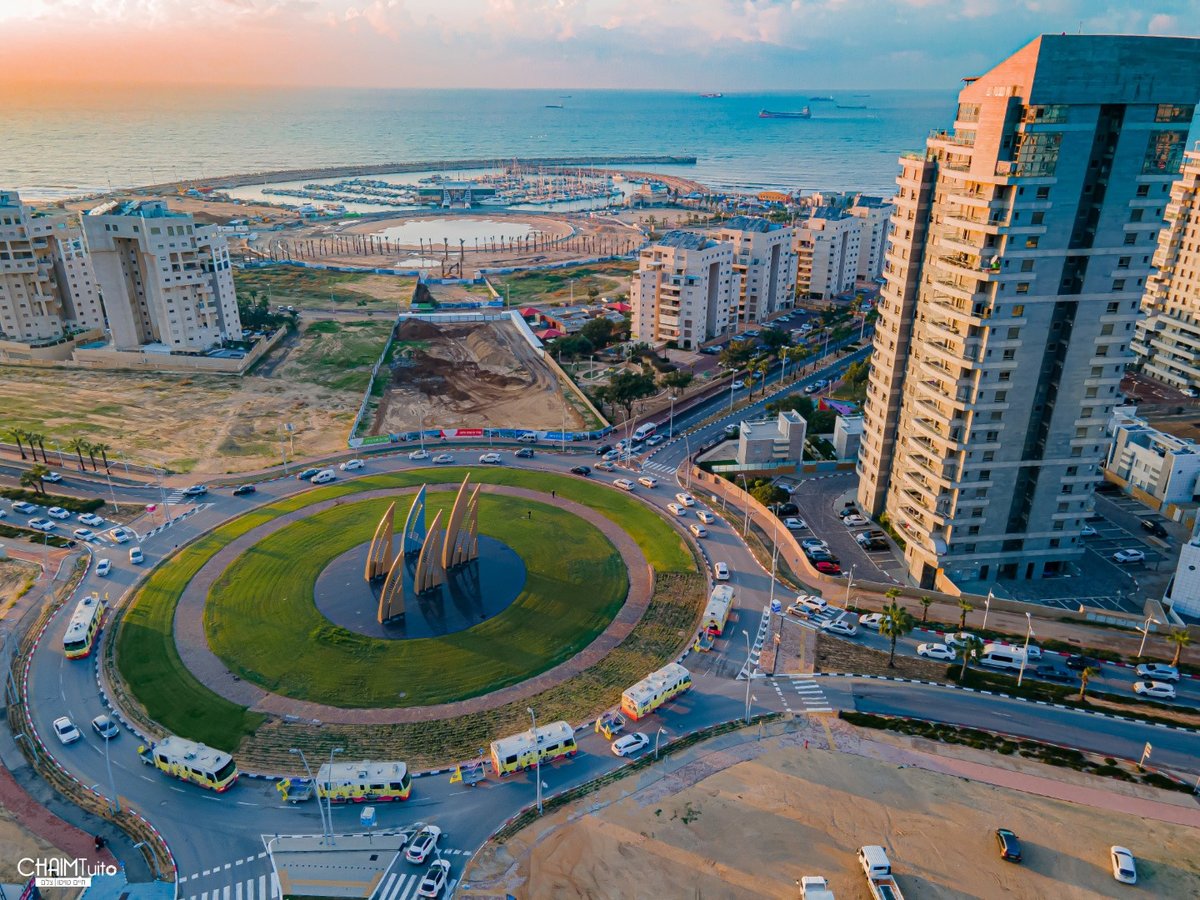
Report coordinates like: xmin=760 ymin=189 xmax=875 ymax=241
xmin=186 ymin=873 xmax=277 ymax=900
xmin=375 ymin=872 xmax=457 ymax=900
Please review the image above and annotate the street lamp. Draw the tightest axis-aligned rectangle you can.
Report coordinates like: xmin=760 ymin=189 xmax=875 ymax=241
xmin=982 ymin=590 xmax=993 ymax=631
xmin=654 ymin=727 xmax=669 ymax=760
xmin=1016 ymin=612 xmax=1035 ymax=688
xmin=845 ymin=565 xmax=857 ymax=606
xmin=290 ymin=748 xmax=329 ymax=840
xmin=132 ymin=842 xmax=163 ymax=882
xmin=738 ymin=475 xmax=751 ymax=537
xmin=102 ymin=732 xmax=120 ymax=814
xmin=741 ymin=629 xmax=753 ymax=724
xmin=768 ymin=518 xmax=779 ymax=612
xmin=528 ymin=707 xmax=543 ymax=815
xmin=326 ymin=747 xmax=344 ymax=845
xmin=1137 ymin=615 xmax=1162 ymax=658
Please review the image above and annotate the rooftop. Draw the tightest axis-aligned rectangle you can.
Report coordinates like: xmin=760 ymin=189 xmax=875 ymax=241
xmin=721 ymin=215 xmax=784 ymax=233
xmin=806 ymin=206 xmax=851 ymax=221
xmin=87 ymin=199 xmax=187 ymax=219
xmin=656 ymin=230 xmax=714 ymax=251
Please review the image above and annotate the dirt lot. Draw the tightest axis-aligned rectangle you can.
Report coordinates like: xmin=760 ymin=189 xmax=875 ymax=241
xmin=0 ymin=558 xmax=38 ymax=617
xmin=234 ymin=267 xmax=416 ymax=313
xmin=0 ymin=811 xmax=72 ymax=897
xmin=464 ymin=719 xmax=1200 ymax=899
xmin=371 ymin=318 xmax=587 ymax=433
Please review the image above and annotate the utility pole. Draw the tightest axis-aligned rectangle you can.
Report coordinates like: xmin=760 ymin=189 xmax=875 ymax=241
xmin=528 ymin=707 xmax=543 ymax=815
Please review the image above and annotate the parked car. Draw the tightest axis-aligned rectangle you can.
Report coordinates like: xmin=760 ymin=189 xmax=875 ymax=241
xmin=233 ymin=484 xmax=257 ymax=496
xmin=689 ymin=524 xmax=708 ymax=538
xmin=611 ymin=732 xmax=650 ymax=757
xmin=807 ymin=549 xmax=839 ymax=565
xmin=78 ymin=512 xmax=105 ymax=526
xmin=310 ymin=469 xmax=337 ymax=485
xmin=1034 ymin=665 xmax=1075 ymax=684
xmin=1080 ymin=524 xmax=1098 ymax=537
xmin=478 ymin=453 xmax=503 ymax=464
xmin=405 ymin=826 xmax=442 ymax=864
xmin=613 ymin=478 xmax=635 ymax=491
xmin=1112 ymin=549 xmax=1146 ymax=564
xmin=46 ymin=507 xmax=70 ymax=520
xmin=667 ymin=503 xmax=686 ymax=517
xmin=775 ymin=502 xmax=799 ymax=516
xmin=697 ymin=510 xmax=716 ymax=524
xmin=339 ymin=459 xmax=365 ymax=471
xmin=714 ymin=562 xmax=730 ymax=581
xmin=181 ymin=484 xmax=208 ymax=497
xmin=109 ymin=527 xmax=133 ymax=544
xmin=637 ymin=476 xmax=658 ymax=489
xmin=842 ymin=513 xmax=869 ymax=527
xmin=594 ymin=444 xmax=613 ymax=456
xmin=995 ymin=828 xmax=1023 ymax=862
xmin=813 ymin=560 xmax=842 ymax=575
xmin=1135 ymin=663 xmax=1180 ymax=682
xmin=95 ymin=559 xmax=111 ymax=577
xmin=570 ymin=465 xmax=591 ymax=476
xmin=53 ymin=716 xmax=81 ymax=745
xmin=416 ymin=859 xmax=451 ymax=898
xmin=12 ymin=501 xmax=38 ymax=514
xmin=91 ymin=714 xmax=119 ymax=740
xmin=783 ymin=517 xmax=806 ymax=530
xmin=675 ymin=492 xmax=696 ymax=507
xmin=408 ymin=449 xmax=431 ymax=461
xmin=800 ymin=538 xmax=829 ymax=553
xmin=1110 ymin=846 xmax=1137 ymax=885
xmin=433 ymin=453 xmax=455 ymax=464
xmin=1140 ymin=519 xmax=1168 ymax=538
xmin=43 ymin=471 xmax=63 ymax=483
xmin=1133 ymin=680 xmax=1176 ymax=700
xmin=918 ymin=642 xmax=956 ymax=661
xmin=296 ymin=468 xmax=320 ymax=481
xmin=1065 ymin=654 xmax=1102 ymax=671
xmin=514 ymin=447 xmax=535 ymax=459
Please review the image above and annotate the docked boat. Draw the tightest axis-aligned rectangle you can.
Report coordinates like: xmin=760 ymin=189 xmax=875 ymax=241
xmin=759 ymin=107 xmax=811 ymax=119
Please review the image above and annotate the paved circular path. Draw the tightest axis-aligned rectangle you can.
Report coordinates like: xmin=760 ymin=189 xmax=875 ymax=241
xmin=170 ymin=482 xmax=655 ymax=724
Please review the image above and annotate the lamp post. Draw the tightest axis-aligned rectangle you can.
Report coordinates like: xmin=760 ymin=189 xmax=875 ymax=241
xmin=103 ymin=732 xmax=120 ymax=814
xmin=326 ymin=747 xmax=344 ymax=845
xmin=1016 ymin=613 xmax=1035 ymax=687
xmin=528 ymin=707 xmax=543 ymax=815
xmin=729 ymin=374 xmax=737 ymax=412
xmin=654 ymin=727 xmax=669 ymax=761
xmin=741 ymin=629 xmax=753 ymax=724
xmin=982 ymin=590 xmax=993 ymax=631
xmin=132 ymin=842 xmax=163 ymax=882
xmin=738 ymin=475 xmax=750 ymax=537
xmin=290 ymin=748 xmax=328 ymax=841
xmin=768 ymin=518 xmax=779 ymax=612
xmin=1137 ymin=615 xmax=1161 ymax=658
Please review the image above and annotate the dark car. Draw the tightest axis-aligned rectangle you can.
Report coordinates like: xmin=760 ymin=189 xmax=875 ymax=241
xmin=232 ymin=484 xmax=256 ymax=496
xmin=1065 ymin=654 xmax=1102 ymax=671
xmin=774 ymin=502 xmax=800 ymax=517
xmin=595 ymin=444 xmax=614 ymax=456
xmin=995 ymin=828 xmax=1022 ymax=862
xmin=570 ymin=465 xmax=591 ymax=476
xmin=514 ymin=447 xmax=535 ymax=459
xmin=1141 ymin=519 xmax=1168 ymax=538
xmin=1034 ymin=665 xmax=1075 ymax=685
xmin=297 ymin=468 xmax=321 ymax=481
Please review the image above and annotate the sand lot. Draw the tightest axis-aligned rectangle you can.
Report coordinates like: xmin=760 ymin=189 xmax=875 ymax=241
xmin=464 ymin=718 xmax=1200 ymax=899
xmin=371 ymin=318 xmax=590 ymax=433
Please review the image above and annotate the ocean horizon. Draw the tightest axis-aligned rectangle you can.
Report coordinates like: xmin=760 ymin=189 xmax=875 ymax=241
xmin=1 ymin=86 xmax=957 ymax=201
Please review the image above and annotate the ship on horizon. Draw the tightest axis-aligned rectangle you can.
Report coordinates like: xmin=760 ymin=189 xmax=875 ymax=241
xmin=700 ymin=92 xmax=724 ymax=98
xmin=759 ymin=107 xmax=811 ymax=119
xmin=809 ymin=95 xmax=835 ymax=102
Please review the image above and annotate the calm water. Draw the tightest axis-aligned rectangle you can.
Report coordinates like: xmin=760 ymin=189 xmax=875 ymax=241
xmin=0 ymin=86 xmax=956 ymax=200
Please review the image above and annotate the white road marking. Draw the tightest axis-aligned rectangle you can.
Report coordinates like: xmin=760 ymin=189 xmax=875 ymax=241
xmin=236 ymin=879 xmax=243 ymax=900
xmin=258 ymin=875 xmax=267 ymax=900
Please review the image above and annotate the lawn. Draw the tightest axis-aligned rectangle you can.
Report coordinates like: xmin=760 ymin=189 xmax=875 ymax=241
xmin=234 ymin=267 xmax=416 ymax=312
xmin=490 ymin=261 xmax=636 ymax=307
xmin=279 ymin=319 xmax=394 ymax=394
xmin=115 ymin=468 xmax=693 ymax=751
xmin=205 ymin=493 xmax=626 ymax=707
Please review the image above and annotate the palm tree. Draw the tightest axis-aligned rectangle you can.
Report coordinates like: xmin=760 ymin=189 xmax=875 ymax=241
xmin=85 ymin=441 xmax=99 ymax=471
xmin=20 ymin=464 xmax=49 ymax=495
xmin=751 ymin=358 xmax=771 ymax=397
xmin=24 ymin=431 xmax=45 ymax=464
xmin=67 ymin=437 xmax=89 ymax=472
xmin=91 ymin=442 xmax=112 ymax=471
xmin=1167 ymin=629 xmax=1192 ymax=667
xmin=35 ymin=433 xmax=49 ymax=464
xmin=7 ymin=428 xmax=28 ymax=461
xmin=1077 ymin=666 xmax=1099 ymax=703
xmin=919 ymin=596 xmax=934 ymax=624
xmin=885 ymin=587 xmax=901 ymax=602
xmin=958 ymin=635 xmax=984 ymax=680
xmin=879 ymin=602 xmax=915 ymax=668
xmin=957 ymin=598 xmax=974 ymax=632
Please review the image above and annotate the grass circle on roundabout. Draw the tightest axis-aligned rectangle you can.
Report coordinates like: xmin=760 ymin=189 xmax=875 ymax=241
xmin=203 ymin=492 xmax=626 ymax=708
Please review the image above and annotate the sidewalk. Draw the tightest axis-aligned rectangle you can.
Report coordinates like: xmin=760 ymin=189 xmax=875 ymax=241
xmin=0 ymin=762 xmax=117 ymax=868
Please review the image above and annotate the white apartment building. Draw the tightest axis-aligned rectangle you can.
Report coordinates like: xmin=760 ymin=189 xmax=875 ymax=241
xmin=631 ymin=231 xmax=735 ymax=350
xmin=857 ymin=34 xmax=1200 ymax=588
xmin=82 ymin=200 xmax=242 ymax=353
xmin=849 ymin=196 xmax=895 ymax=284
xmin=0 ymin=190 xmax=103 ymax=344
xmin=1165 ymin=530 xmax=1200 ymax=617
xmin=714 ymin=216 xmax=796 ymax=325
xmin=736 ymin=411 xmax=807 ymax=466
xmin=1105 ymin=412 xmax=1200 ymax=506
xmin=1133 ymin=148 xmax=1200 ymax=391
xmin=795 ymin=207 xmax=861 ymax=301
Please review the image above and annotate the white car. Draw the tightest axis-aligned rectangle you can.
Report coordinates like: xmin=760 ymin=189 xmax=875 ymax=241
xmin=798 ymin=594 xmax=828 ymax=612
xmin=310 ymin=469 xmax=337 ymax=485
xmin=405 ymin=826 xmax=442 ymax=864
xmin=110 ymin=527 xmax=133 ymax=544
xmin=28 ymin=518 xmax=54 ymax=532
xmin=43 ymin=471 xmax=63 ymax=483
xmin=72 ymin=528 xmax=96 ymax=541
xmin=613 ymin=478 xmax=635 ymax=491
xmin=917 ymin=642 xmax=956 ymax=661
xmin=859 ymin=613 xmax=884 ymax=630
xmin=645 ymin=435 xmax=664 ymax=446
xmin=52 ymin=716 xmax=81 ymax=745
xmin=783 ymin=517 xmax=806 ymax=530
xmin=478 ymin=453 xmax=503 ymax=464
xmin=1133 ymin=680 xmax=1176 ymax=700
xmin=129 ymin=547 xmax=144 ymax=565
xmin=822 ymin=617 xmax=858 ymax=637
xmin=1080 ymin=524 xmax=1097 ymax=537
xmin=1135 ymin=663 xmax=1180 ymax=682
xmin=46 ymin=507 xmax=70 ymax=520
xmin=731 ymin=380 xmax=746 ymax=389
xmin=339 ymin=459 xmax=365 ymax=471
xmin=638 ymin=476 xmax=658 ymax=489
xmin=697 ymin=510 xmax=716 ymax=524
xmin=800 ymin=538 xmax=828 ymax=552
xmin=842 ymin=514 xmax=869 ymax=527
xmin=91 ymin=714 xmax=119 ymax=740
xmin=1110 ymin=846 xmax=1137 ymax=885
xmin=95 ymin=559 xmax=111 ymax=577
xmin=689 ymin=524 xmax=708 ymax=538
xmin=603 ymin=449 xmax=621 ymax=461
xmin=408 ymin=449 xmax=431 ymax=461
xmin=945 ymin=631 xmax=978 ymax=648
xmin=714 ymin=562 xmax=730 ymax=581
xmin=416 ymin=859 xmax=451 ymax=898
xmin=667 ymin=502 xmax=686 ymax=516
xmin=1112 ymin=549 xmax=1146 ymax=564
xmin=675 ymin=492 xmax=696 ymax=507
xmin=78 ymin=513 xmax=105 ymax=526
xmin=432 ymin=453 xmax=455 ymax=464
xmin=611 ymin=732 xmax=650 ymax=757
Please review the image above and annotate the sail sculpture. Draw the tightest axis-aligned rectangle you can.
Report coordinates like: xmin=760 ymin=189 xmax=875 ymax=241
xmin=414 ymin=510 xmax=446 ymax=594
xmin=364 ymin=502 xmax=396 ymax=581
xmin=402 ymin=485 xmax=428 ymax=556
xmin=441 ymin=476 xmax=480 ymax=569
xmin=377 ymin=549 xmax=407 ymax=623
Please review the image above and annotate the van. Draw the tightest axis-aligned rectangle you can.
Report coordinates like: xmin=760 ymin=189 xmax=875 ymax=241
xmin=858 ymin=845 xmax=891 ymax=879
xmin=980 ymin=643 xmax=1027 ymax=671
xmin=516 ymin=432 xmax=539 ymax=443
xmin=129 ymin=547 xmax=144 ymax=565
xmin=310 ymin=469 xmax=337 ymax=485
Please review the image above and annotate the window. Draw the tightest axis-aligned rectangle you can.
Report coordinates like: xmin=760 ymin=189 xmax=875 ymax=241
xmin=1117 ymin=257 xmax=1130 ymax=269
xmin=1136 ymin=184 xmax=1150 ymax=197
xmin=1124 ymin=233 xmax=1137 ymax=245
xmin=1007 ymin=327 xmax=1020 ymax=339
xmin=1143 ymin=130 xmax=1187 ymax=175
xmin=1016 ymin=283 xmax=1030 ymax=294
xmin=1025 ymin=236 xmax=1039 ymax=249
xmin=1113 ymin=279 xmax=1126 ymax=291
xmin=1155 ymin=103 xmax=1194 ymax=123
xmin=994 ymin=391 xmax=1007 ymax=402
xmin=1036 ymin=187 xmax=1050 ymax=200
xmin=1012 ymin=305 xmax=1024 ymax=317
xmin=1130 ymin=208 xmax=1144 ymax=223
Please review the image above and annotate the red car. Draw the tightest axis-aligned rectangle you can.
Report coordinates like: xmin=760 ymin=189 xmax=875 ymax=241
xmin=814 ymin=560 xmax=842 ymax=575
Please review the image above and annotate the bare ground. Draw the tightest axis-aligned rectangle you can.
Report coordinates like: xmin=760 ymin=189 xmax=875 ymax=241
xmin=371 ymin=318 xmax=586 ymax=433
xmin=0 ymin=557 xmax=39 ymax=617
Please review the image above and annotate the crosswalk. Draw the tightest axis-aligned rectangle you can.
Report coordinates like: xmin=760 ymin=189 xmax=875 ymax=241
xmin=771 ymin=675 xmax=834 ymax=714
xmin=375 ymin=870 xmax=458 ymax=900
xmin=641 ymin=460 xmax=678 ymax=476
xmin=181 ymin=872 xmax=278 ymax=900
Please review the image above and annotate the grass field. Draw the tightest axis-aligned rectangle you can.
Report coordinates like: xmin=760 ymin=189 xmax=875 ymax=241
xmin=116 ymin=468 xmax=692 ymax=751
xmin=205 ymin=493 xmax=625 ymax=707
xmin=234 ymin=267 xmax=416 ymax=312
xmin=277 ymin=320 xmax=394 ymax=394
xmin=490 ymin=261 xmax=636 ymax=307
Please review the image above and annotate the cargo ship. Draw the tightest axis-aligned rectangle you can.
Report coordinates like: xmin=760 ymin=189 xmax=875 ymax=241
xmin=759 ymin=107 xmax=811 ymax=119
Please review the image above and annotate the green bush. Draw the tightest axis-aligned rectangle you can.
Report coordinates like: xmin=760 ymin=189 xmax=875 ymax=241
xmin=0 ymin=487 xmax=104 ymax=513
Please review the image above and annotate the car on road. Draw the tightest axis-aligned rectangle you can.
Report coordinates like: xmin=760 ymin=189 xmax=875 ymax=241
xmin=296 ymin=468 xmax=321 ymax=481
xmin=570 ymin=465 xmax=591 ymax=476
xmin=53 ymin=717 xmax=81 ymax=745
xmin=478 ymin=453 xmax=503 ymax=464
xmin=822 ymin=617 xmax=858 ymax=637
xmin=595 ymin=444 xmax=613 ymax=456
xmin=603 ymin=449 xmax=621 ymax=461
xmin=689 ymin=524 xmax=708 ymax=538
xmin=1080 ymin=524 xmax=1097 ymax=537
xmin=814 ymin=560 xmax=841 ymax=575
xmin=611 ymin=732 xmax=650 ymax=757
xmin=28 ymin=518 xmax=54 ymax=532
xmin=697 ymin=510 xmax=716 ymax=524
xmin=408 ymin=449 xmax=431 ymax=461
xmin=724 ymin=424 xmax=739 ymax=436
xmin=595 ymin=461 xmax=615 ymax=472
xmin=675 ymin=492 xmax=696 ymax=506
xmin=917 ymin=642 xmax=956 ymax=661
xmin=645 ymin=434 xmax=664 ymax=446
xmin=1112 ymin=549 xmax=1146 ymax=564
xmin=310 ymin=470 xmax=336 ymax=485
xmin=842 ymin=514 xmax=869 ymax=527
xmin=1135 ymin=663 xmax=1180 ymax=682
xmin=995 ymin=828 xmax=1023 ymax=862
xmin=72 ymin=528 xmax=95 ymax=541
xmin=666 ymin=503 xmax=686 ymax=516
xmin=416 ymin=859 xmax=451 ymax=898
xmin=182 ymin=484 xmax=208 ymax=497
xmin=95 ymin=559 xmax=111 ymax=577
xmin=433 ymin=453 xmax=455 ymax=465
xmin=405 ymin=826 xmax=442 ymax=864
xmin=731 ymin=380 xmax=746 ymax=389
xmin=12 ymin=501 xmax=38 ymax=514
xmin=339 ymin=459 xmax=365 ymax=471
xmin=783 ymin=517 xmax=806 ymax=530
xmin=638 ymin=476 xmax=658 ymax=489
xmin=91 ymin=714 xmax=119 ymax=740
xmin=1140 ymin=518 xmax=1168 ymax=538
xmin=859 ymin=613 xmax=883 ymax=631
xmin=46 ymin=507 xmax=70 ymax=520
xmin=514 ymin=447 xmax=535 ymax=459
xmin=1034 ymin=665 xmax=1075 ymax=684
xmin=232 ymin=484 xmax=256 ymax=496
xmin=613 ymin=478 xmax=635 ymax=491
xmin=1065 ymin=654 xmax=1102 ymax=671
xmin=1110 ymin=846 xmax=1137 ymax=885
xmin=795 ymin=595 xmax=828 ymax=613
xmin=516 ymin=432 xmax=539 ymax=443
xmin=1133 ymin=680 xmax=1176 ymax=700
xmin=43 ymin=471 xmax=63 ymax=483
xmin=945 ymin=631 xmax=978 ymax=648
xmin=714 ymin=562 xmax=730 ymax=581
xmin=109 ymin=527 xmax=133 ymax=544
xmin=129 ymin=547 xmax=144 ymax=565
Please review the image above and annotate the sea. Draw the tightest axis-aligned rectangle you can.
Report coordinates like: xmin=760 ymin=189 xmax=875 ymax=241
xmin=0 ymin=86 xmax=957 ymax=201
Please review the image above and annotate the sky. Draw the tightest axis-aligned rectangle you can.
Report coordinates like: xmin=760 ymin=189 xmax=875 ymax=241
xmin=1 ymin=0 xmax=1199 ymax=90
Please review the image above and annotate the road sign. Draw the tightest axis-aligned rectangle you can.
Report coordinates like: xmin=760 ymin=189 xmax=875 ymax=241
xmin=1140 ymin=742 xmax=1152 ymax=767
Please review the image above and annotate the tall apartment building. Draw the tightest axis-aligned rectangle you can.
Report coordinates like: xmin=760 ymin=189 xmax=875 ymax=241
xmin=0 ymin=190 xmax=103 ymax=344
xmin=1133 ymin=148 xmax=1200 ymax=391
xmin=82 ymin=200 xmax=242 ymax=353
xmin=849 ymin=196 xmax=895 ymax=284
xmin=630 ymin=231 xmax=734 ymax=349
xmin=713 ymin=216 xmax=796 ymax=324
xmin=794 ymin=207 xmax=861 ymax=300
xmin=857 ymin=34 xmax=1200 ymax=589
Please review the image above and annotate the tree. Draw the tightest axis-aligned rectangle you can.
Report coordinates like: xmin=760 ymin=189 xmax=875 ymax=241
xmin=958 ymin=635 xmax=984 ymax=680
xmin=957 ymin=598 xmax=974 ymax=632
xmin=885 ymin=587 xmax=901 ymax=602
xmin=1167 ymin=629 xmax=1192 ymax=667
xmin=553 ymin=334 xmax=593 ymax=358
xmin=782 ymin=345 xmax=809 ymax=381
xmin=719 ymin=339 xmax=755 ymax=372
xmin=579 ymin=317 xmax=615 ymax=349
xmin=1077 ymin=666 xmax=1099 ymax=702
xmin=92 ymin=442 xmax=112 ymax=471
xmin=660 ymin=370 xmax=694 ymax=397
xmin=880 ymin=602 xmax=915 ymax=668
xmin=586 ymin=284 xmax=600 ymax=301
xmin=607 ymin=371 xmax=657 ymax=422
xmin=590 ymin=385 xmax=612 ymax=419
xmin=760 ymin=327 xmax=790 ymax=353
xmin=7 ymin=428 xmax=28 ymax=461
xmin=85 ymin=441 xmax=99 ymax=471
xmin=750 ymin=358 xmax=771 ymax=397
xmin=749 ymin=479 xmax=788 ymax=507
xmin=67 ymin=437 xmax=89 ymax=472
xmin=20 ymin=464 xmax=49 ymax=495
xmin=919 ymin=596 xmax=934 ymax=624
xmin=24 ymin=431 xmax=45 ymax=463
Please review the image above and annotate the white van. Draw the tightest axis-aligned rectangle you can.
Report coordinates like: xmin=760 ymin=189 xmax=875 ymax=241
xmin=858 ymin=845 xmax=892 ymax=879
xmin=129 ymin=547 xmax=144 ymax=565
xmin=979 ymin=643 xmax=1028 ymax=671
xmin=310 ymin=469 xmax=337 ymax=485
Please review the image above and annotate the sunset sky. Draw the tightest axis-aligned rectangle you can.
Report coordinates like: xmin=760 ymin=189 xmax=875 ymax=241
xmin=2 ymin=1 xmax=1198 ymax=90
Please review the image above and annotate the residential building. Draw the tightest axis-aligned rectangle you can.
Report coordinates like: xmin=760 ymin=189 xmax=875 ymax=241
xmin=1133 ymin=148 xmax=1200 ymax=391
xmin=794 ymin=207 xmax=861 ymax=300
xmin=856 ymin=34 xmax=1200 ymax=589
xmin=736 ymin=411 xmax=807 ymax=466
xmin=849 ymin=196 xmax=895 ymax=284
xmin=82 ymin=200 xmax=242 ymax=353
xmin=834 ymin=415 xmax=864 ymax=460
xmin=630 ymin=231 xmax=735 ymax=350
xmin=1104 ymin=412 xmax=1200 ymax=506
xmin=714 ymin=216 xmax=796 ymax=325
xmin=1165 ymin=529 xmax=1200 ymax=617
xmin=0 ymin=189 xmax=103 ymax=344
